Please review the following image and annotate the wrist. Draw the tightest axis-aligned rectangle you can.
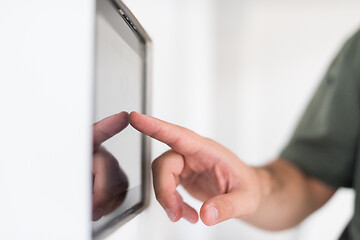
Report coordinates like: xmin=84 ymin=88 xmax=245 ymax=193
xmin=254 ymin=166 xmax=275 ymax=201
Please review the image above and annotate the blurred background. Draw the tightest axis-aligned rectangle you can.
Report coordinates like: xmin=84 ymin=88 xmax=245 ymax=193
xmin=107 ymin=0 xmax=360 ymax=239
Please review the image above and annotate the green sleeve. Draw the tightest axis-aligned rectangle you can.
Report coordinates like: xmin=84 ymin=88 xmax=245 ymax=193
xmin=280 ymin=30 xmax=360 ymax=188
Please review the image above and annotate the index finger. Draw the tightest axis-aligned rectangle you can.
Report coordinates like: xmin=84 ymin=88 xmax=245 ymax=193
xmin=93 ymin=111 xmax=129 ymax=151
xmin=129 ymin=112 xmax=202 ymax=156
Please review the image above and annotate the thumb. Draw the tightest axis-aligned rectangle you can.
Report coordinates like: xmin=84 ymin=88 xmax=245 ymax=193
xmin=200 ymin=191 xmax=259 ymax=226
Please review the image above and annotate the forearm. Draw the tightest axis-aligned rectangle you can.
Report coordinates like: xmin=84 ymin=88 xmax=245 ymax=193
xmin=243 ymin=159 xmax=336 ymax=231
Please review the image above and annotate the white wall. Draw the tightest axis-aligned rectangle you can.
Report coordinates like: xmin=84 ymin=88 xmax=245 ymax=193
xmin=213 ymin=1 xmax=359 ymax=239
xmin=107 ymin=0 xmax=360 ymax=240
xmin=0 ymin=1 xmax=95 ymax=239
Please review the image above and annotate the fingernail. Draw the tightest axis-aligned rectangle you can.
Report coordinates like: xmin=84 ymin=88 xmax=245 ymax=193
xmin=165 ymin=208 xmax=176 ymax=221
xmin=208 ymin=205 xmax=218 ymax=225
xmin=184 ymin=215 xmax=196 ymax=224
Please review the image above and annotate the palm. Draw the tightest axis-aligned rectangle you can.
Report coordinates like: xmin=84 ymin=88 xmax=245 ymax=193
xmin=180 ymin=155 xmax=231 ymax=202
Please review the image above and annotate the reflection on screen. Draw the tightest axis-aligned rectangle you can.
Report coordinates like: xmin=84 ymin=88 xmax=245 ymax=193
xmin=92 ymin=0 xmax=145 ymax=231
xmin=95 ymin=9 xmax=142 ymax=190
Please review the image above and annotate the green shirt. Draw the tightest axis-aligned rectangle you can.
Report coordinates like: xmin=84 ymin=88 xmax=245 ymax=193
xmin=280 ymin=28 xmax=360 ymax=240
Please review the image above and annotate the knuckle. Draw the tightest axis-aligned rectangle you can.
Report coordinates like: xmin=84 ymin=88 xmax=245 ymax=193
xmin=155 ymin=192 xmax=167 ymax=205
xmin=151 ymin=159 xmax=159 ymax=171
xmin=151 ymin=150 xmax=176 ymax=172
xmin=243 ymin=192 xmax=260 ymax=217
xmin=216 ymin=197 xmax=234 ymax=220
xmin=223 ymin=198 xmax=235 ymax=218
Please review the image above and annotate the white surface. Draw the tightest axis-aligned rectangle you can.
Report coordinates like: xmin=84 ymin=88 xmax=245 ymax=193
xmin=0 ymin=1 xmax=95 ymax=239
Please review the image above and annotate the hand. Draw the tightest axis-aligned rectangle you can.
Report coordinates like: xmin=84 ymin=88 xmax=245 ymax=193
xmin=129 ymin=112 xmax=263 ymax=226
xmin=92 ymin=112 xmax=130 ymax=221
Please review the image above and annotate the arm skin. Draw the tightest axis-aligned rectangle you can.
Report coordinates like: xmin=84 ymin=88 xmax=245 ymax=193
xmin=248 ymin=160 xmax=335 ymax=230
xmin=129 ymin=111 xmax=336 ymax=230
